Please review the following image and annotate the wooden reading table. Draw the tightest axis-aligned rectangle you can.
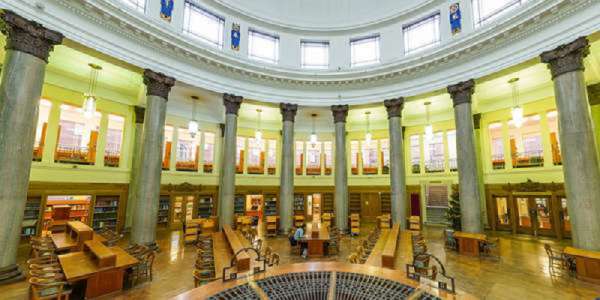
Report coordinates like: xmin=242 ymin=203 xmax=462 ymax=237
xmin=564 ymin=246 xmax=600 ymax=284
xmin=303 ymin=222 xmax=330 ymax=258
xmin=58 ymin=240 xmax=138 ymax=298
xmin=453 ymin=231 xmax=487 ymax=257
xmin=51 ymin=221 xmax=106 ymax=252
xmin=222 ymin=225 xmax=251 ymax=272
xmin=381 ymin=224 xmax=400 ymax=268
xmin=365 ymin=229 xmax=390 ymax=267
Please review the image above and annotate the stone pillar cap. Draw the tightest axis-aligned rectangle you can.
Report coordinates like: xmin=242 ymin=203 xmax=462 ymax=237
xmin=331 ymin=105 xmax=349 ymax=123
xmin=143 ymin=69 xmax=175 ymax=99
xmin=384 ymin=97 xmax=404 ymax=119
xmin=540 ymin=37 xmax=589 ymax=79
xmin=447 ymin=79 xmax=475 ymax=107
xmin=223 ymin=93 xmax=243 ymax=115
xmin=1 ymin=10 xmax=63 ymax=62
xmin=280 ymin=103 xmax=298 ymax=122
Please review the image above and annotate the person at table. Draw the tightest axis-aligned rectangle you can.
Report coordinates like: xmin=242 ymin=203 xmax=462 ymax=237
xmin=289 ymin=224 xmax=308 ymax=258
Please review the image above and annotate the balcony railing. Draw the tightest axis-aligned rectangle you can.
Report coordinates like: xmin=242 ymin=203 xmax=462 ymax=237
xmin=512 ymin=150 xmax=544 ymax=168
xmin=425 ymin=159 xmax=445 ymax=173
xmin=55 ymin=145 xmax=94 ymax=165
xmin=491 ymin=154 xmax=505 ymax=170
xmin=104 ymin=149 xmax=121 ymax=167
xmin=448 ymin=158 xmax=457 ymax=172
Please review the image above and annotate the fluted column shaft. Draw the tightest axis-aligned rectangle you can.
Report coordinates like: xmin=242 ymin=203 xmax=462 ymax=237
xmin=332 ymin=105 xmax=349 ymax=231
xmin=384 ymin=98 xmax=407 ymax=228
xmin=0 ymin=11 xmax=62 ymax=282
xmin=448 ymin=80 xmax=482 ymax=233
xmin=279 ymin=103 xmax=298 ymax=234
xmin=541 ymin=37 xmax=600 ymax=250
xmin=218 ymin=94 xmax=243 ymax=228
xmin=131 ymin=70 xmax=175 ymax=249
xmin=125 ymin=107 xmax=145 ymax=230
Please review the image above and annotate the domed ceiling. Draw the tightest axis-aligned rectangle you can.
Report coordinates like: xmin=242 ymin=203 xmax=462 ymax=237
xmin=211 ymin=0 xmax=432 ymax=30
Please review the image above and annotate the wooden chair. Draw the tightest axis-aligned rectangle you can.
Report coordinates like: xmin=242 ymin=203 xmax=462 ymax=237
xmin=544 ymin=244 xmax=567 ymax=274
xmin=192 ymin=269 xmax=214 ymax=287
xmin=355 ymin=245 xmax=369 ymax=263
xmin=443 ymin=229 xmax=457 ymax=250
xmin=129 ymin=250 xmax=155 ymax=286
xmin=253 ymin=238 xmax=263 ymax=252
xmin=29 ymin=277 xmax=71 ymax=300
xmin=481 ymin=237 xmax=500 ymax=261
xmin=268 ymin=253 xmax=280 ymax=267
xmin=262 ymin=246 xmax=273 ymax=260
xmin=328 ymin=236 xmax=339 ymax=255
xmin=29 ymin=269 xmax=66 ymax=280
xmin=347 ymin=253 xmax=360 ymax=264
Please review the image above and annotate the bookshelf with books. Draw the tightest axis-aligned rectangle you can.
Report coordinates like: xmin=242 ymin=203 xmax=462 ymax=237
xmin=293 ymin=194 xmax=305 ymax=216
xmin=263 ymin=194 xmax=278 ymax=218
xmin=322 ymin=193 xmax=334 ymax=213
xmin=380 ymin=192 xmax=391 ymax=214
xmin=92 ymin=195 xmax=119 ymax=231
xmin=22 ymin=196 xmax=43 ymax=237
xmin=234 ymin=195 xmax=246 ymax=215
xmin=157 ymin=195 xmax=170 ymax=226
xmin=43 ymin=195 xmax=92 ymax=232
xmin=349 ymin=193 xmax=361 ymax=214
xmin=197 ymin=195 xmax=214 ymax=218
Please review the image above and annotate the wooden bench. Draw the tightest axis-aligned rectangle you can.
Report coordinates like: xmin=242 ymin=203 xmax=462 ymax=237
xmin=564 ymin=246 xmax=600 ymax=284
xmin=212 ymin=232 xmax=233 ymax=279
xmin=454 ymin=231 xmax=487 ymax=257
xmin=381 ymin=224 xmax=400 ymax=269
xmin=222 ymin=225 xmax=251 ymax=272
xmin=365 ymin=229 xmax=390 ymax=267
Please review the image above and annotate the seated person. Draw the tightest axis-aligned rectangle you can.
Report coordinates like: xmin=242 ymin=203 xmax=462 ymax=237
xmin=289 ymin=224 xmax=308 ymax=258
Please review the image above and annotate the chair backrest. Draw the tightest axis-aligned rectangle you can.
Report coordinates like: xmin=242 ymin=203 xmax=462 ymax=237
xmin=356 ymin=245 xmax=365 ymax=255
xmin=271 ymin=253 xmax=280 ymax=266
xmin=254 ymin=239 xmax=263 ymax=251
xmin=348 ymin=253 xmax=359 ymax=264
xmin=543 ymin=244 xmax=554 ymax=257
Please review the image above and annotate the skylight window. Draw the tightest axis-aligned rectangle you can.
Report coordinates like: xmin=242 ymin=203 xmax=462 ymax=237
xmin=473 ymin=0 xmax=526 ymax=27
xmin=121 ymin=0 xmax=146 ymax=12
xmin=248 ymin=30 xmax=280 ymax=64
xmin=403 ymin=13 xmax=441 ymax=55
xmin=183 ymin=2 xmax=225 ymax=49
xmin=350 ymin=35 xmax=380 ymax=68
xmin=301 ymin=41 xmax=329 ymax=69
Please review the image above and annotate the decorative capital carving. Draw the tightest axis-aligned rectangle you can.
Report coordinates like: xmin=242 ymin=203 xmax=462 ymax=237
xmin=447 ymin=79 xmax=475 ymax=107
xmin=143 ymin=69 xmax=175 ymax=99
xmin=280 ymin=103 xmax=298 ymax=122
xmin=384 ymin=97 xmax=404 ymax=119
xmin=331 ymin=105 xmax=349 ymax=123
xmin=223 ymin=93 xmax=243 ymax=115
xmin=134 ymin=106 xmax=145 ymax=124
xmin=540 ymin=37 xmax=589 ymax=79
xmin=587 ymin=83 xmax=600 ymax=106
xmin=1 ymin=10 xmax=63 ymax=62
xmin=473 ymin=113 xmax=481 ymax=130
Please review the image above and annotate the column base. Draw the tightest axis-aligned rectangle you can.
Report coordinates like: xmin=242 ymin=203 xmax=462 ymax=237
xmin=0 ymin=264 xmax=24 ymax=285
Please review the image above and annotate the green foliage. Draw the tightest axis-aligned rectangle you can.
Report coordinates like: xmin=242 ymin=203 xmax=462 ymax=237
xmin=446 ymin=188 xmax=461 ymax=231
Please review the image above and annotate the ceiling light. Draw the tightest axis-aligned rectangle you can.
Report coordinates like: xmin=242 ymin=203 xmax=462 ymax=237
xmin=189 ymin=96 xmax=199 ymax=138
xmin=509 ymin=78 xmax=523 ymax=128
xmin=255 ymin=109 xmax=263 ymax=144
xmin=424 ymin=101 xmax=433 ymax=142
xmin=83 ymin=63 xmax=101 ymax=119
xmin=364 ymin=111 xmax=372 ymax=145
xmin=310 ymin=113 xmax=318 ymax=147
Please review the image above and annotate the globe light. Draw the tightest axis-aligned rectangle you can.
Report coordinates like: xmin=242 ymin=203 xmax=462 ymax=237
xmin=511 ymin=106 xmax=524 ymax=128
xmin=83 ymin=94 xmax=96 ymax=119
xmin=425 ymin=124 xmax=434 ymax=141
xmin=188 ymin=120 xmax=199 ymax=138
xmin=255 ymin=129 xmax=262 ymax=143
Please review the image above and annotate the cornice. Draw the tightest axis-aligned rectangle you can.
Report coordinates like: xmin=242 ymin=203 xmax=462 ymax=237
xmin=7 ymin=0 xmax=599 ymax=105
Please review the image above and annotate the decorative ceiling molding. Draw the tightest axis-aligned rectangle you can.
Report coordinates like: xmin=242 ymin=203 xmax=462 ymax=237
xmin=3 ymin=0 xmax=599 ymax=106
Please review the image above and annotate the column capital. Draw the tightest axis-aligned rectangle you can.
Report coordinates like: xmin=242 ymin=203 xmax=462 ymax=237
xmin=1 ymin=11 xmax=63 ymax=62
xmin=541 ymin=37 xmax=589 ymax=79
xmin=331 ymin=105 xmax=349 ymax=123
xmin=473 ymin=113 xmax=481 ymax=130
xmin=143 ymin=69 xmax=175 ymax=99
xmin=280 ymin=103 xmax=298 ymax=122
xmin=134 ymin=106 xmax=145 ymax=124
xmin=384 ymin=97 xmax=404 ymax=119
xmin=223 ymin=93 xmax=243 ymax=115
xmin=587 ymin=83 xmax=600 ymax=106
xmin=447 ymin=79 xmax=475 ymax=107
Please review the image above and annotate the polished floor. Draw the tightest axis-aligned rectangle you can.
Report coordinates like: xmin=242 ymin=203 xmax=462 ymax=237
xmin=4 ymin=224 xmax=600 ymax=300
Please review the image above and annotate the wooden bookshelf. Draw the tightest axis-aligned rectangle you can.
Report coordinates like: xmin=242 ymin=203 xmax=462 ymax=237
xmin=263 ymin=194 xmax=278 ymax=218
xmin=22 ymin=196 xmax=42 ymax=237
xmin=197 ymin=195 xmax=214 ymax=218
xmin=380 ymin=192 xmax=391 ymax=214
xmin=157 ymin=195 xmax=170 ymax=226
xmin=349 ymin=193 xmax=361 ymax=214
xmin=44 ymin=197 xmax=91 ymax=232
xmin=234 ymin=195 xmax=245 ymax=215
xmin=92 ymin=195 xmax=119 ymax=231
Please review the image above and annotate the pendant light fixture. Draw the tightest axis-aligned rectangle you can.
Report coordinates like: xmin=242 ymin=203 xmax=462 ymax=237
xmin=255 ymin=109 xmax=263 ymax=143
xmin=424 ymin=101 xmax=433 ymax=142
xmin=364 ymin=111 xmax=372 ymax=145
xmin=188 ymin=96 xmax=199 ymax=138
xmin=309 ymin=113 xmax=318 ymax=147
xmin=509 ymin=77 xmax=524 ymax=128
xmin=83 ymin=63 xmax=102 ymax=119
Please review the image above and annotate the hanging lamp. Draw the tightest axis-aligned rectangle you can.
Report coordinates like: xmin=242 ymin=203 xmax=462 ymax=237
xmin=309 ymin=113 xmax=318 ymax=147
xmin=509 ymin=77 xmax=524 ymax=128
xmin=364 ymin=111 xmax=372 ymax=145
xmin=83 ymin=63 xmax=102 ymax=119
xmin=424 ymin=101 xmax=433 ymax=141
xmin=188 ymin=96 xmax=199 ymax=138
xmin=255 ymin=109 xmax=263 ymax=143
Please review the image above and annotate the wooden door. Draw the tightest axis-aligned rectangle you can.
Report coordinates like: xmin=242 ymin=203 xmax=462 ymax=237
xmin=492 ymin=195 xmax=511 ymax=231
xmin=360 ymin=193 xmax=380 ymax=221
xmin=532 ymin=196 xmax=555 ymax=236
xmin=410 ymin=193 xmax=421 ymax=217
xmin=558 ymin=196 xmax=571 ymax=238
xmin=514 ymin=196 xmax=533 ymax=234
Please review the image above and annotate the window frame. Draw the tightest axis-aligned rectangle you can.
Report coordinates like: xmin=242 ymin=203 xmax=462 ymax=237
xmin=350 ymin=35 xmax=380 ymax=68
xmin=183 ymin=2 xmax=225 ymax=49
xmin=121 ymin=0 xmax=146 ymax=13
xmin=472 ymin=0 xmax=526 ymax=27
xmin=301 ymin=40 xmax=330 ymax=70
xmin=403 ymin=13 xmax=441 ymax=55
xmin=248 ymin=29 xmax=280 ymax=64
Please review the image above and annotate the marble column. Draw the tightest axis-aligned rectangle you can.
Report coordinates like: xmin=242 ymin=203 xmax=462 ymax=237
xmin=448 ymin=80 xmax=482 ymax=233
xmin=130 ymin=70 xmax=175 ymax=250
xmin=331 ymin=105 xmax=349 ymax=232
xmin=384 ymin=98 xmax=408 ymax=228
xmin=125 ymin=107 xmax=145 ymax=230
xmin=279 ymin=103 xmax=298 ymax=234
xmin=218 ymin=94 xmax=243 ymax=229
xmin=0 ymin=11 xmax=62 ymax=283
xmin=541 ymin=37 xmax=600 ymax=251
xmin=473 ymin=113 xmax=487 ymax=227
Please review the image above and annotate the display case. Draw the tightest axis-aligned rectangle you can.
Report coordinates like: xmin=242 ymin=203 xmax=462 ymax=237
xmin=197 ymin=195 xmax=214 ymax=218
xmin=92 ymin=195 xmax=119 ymax=231
xmin=157 ymin=195 xmax=170 ymax=225
xmin=22 ymin=196 xmax=42 ymax=237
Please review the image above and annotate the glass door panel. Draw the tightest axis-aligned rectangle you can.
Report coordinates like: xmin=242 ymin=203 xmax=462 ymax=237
xmin=172 ymin=196 xmax=183 ymax=227
xmin=516 ymin=197 xmax=532 ymax=232
xmin=560 ymin=197 xmax=571 ymax=236
xmin=185 ymin=196 xmax=195 ymax=221
xmin=534 ymin=197 xmax=552 ymax=232
xmin=494 ymin=196 xmax=510 ymax=228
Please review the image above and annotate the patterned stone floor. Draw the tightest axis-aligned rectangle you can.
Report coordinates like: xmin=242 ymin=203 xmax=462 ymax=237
xmin=3 ymin=224 xmax=600 ymax=299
